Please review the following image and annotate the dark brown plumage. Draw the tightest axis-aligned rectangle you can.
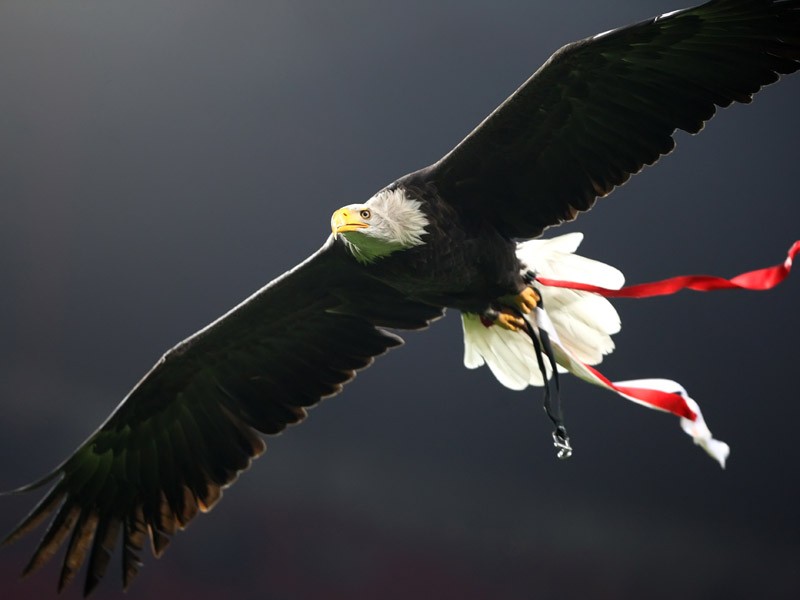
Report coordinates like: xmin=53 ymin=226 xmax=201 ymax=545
xmin=3 ymin=244 xmax=442 ymax=595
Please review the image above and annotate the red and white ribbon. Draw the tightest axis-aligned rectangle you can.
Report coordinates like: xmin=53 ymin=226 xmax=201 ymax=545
xmin=532 ymin=240 xmax=799 ymax=468
xmin=533 ymin=307 xmax=730 ymax=467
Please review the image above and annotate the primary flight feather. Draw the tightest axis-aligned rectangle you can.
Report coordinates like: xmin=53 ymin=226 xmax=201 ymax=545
xmin=3 ymin=0 xmax=799 ymax=595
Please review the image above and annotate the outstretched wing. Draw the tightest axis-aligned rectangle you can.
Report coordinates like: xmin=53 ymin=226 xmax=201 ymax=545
xmin=2 ymin=237 xmax=443 ymax=596
xmin=404 ymin=0 xmax=800 ymax=238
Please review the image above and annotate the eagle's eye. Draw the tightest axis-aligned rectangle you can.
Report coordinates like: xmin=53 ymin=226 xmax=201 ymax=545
xmin=360 ymin=209 xmax=371 ymax=220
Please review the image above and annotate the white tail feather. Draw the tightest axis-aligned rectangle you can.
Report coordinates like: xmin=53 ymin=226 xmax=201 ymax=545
xmin=462 ymin=232 xmax=621 ymax=389
xmin=462 ymin=314 xmax=553 ymax=389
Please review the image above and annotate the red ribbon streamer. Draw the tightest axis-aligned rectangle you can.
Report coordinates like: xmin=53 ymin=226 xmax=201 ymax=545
xmin=535 ymin=240 xmax=798 ymax=421
xmin=537 ymin=240 xmax=799 ymax=298
xmin=581 ymin=364 xmax=697 ymax=420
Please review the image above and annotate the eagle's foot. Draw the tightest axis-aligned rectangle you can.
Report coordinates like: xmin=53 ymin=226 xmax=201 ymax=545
xmin=512 ymin=286 xmax=540 ymax=314
xmin=494 ymin=310 xmax=526 ymax=332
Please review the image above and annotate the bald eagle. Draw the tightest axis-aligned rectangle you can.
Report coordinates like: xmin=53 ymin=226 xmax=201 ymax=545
xmin=3 ymin=0 xmax=799 ymax=595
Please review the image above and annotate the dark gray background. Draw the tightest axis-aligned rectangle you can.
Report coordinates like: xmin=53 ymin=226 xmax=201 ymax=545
xmin=1 ymin=1 xmax=798 ymax=598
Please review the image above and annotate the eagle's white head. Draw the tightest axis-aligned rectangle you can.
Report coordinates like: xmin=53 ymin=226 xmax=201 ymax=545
xmin=331 ymin=188 xmax=429 ymax=263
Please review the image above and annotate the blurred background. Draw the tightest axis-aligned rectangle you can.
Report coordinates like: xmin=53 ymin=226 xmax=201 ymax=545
xmin=1 ymin=1 xmax=798 ymax=598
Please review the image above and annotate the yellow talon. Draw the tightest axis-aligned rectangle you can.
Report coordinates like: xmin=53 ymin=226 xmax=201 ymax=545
xmin=495 ymin=312 xmax=526 ymax=331
xmin=513 ymin=286 xmax=540 ymax=314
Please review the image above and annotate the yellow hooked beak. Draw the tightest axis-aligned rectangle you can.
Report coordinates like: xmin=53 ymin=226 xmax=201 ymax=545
xmin=331 ymin=208 xmax=369 ymax=236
